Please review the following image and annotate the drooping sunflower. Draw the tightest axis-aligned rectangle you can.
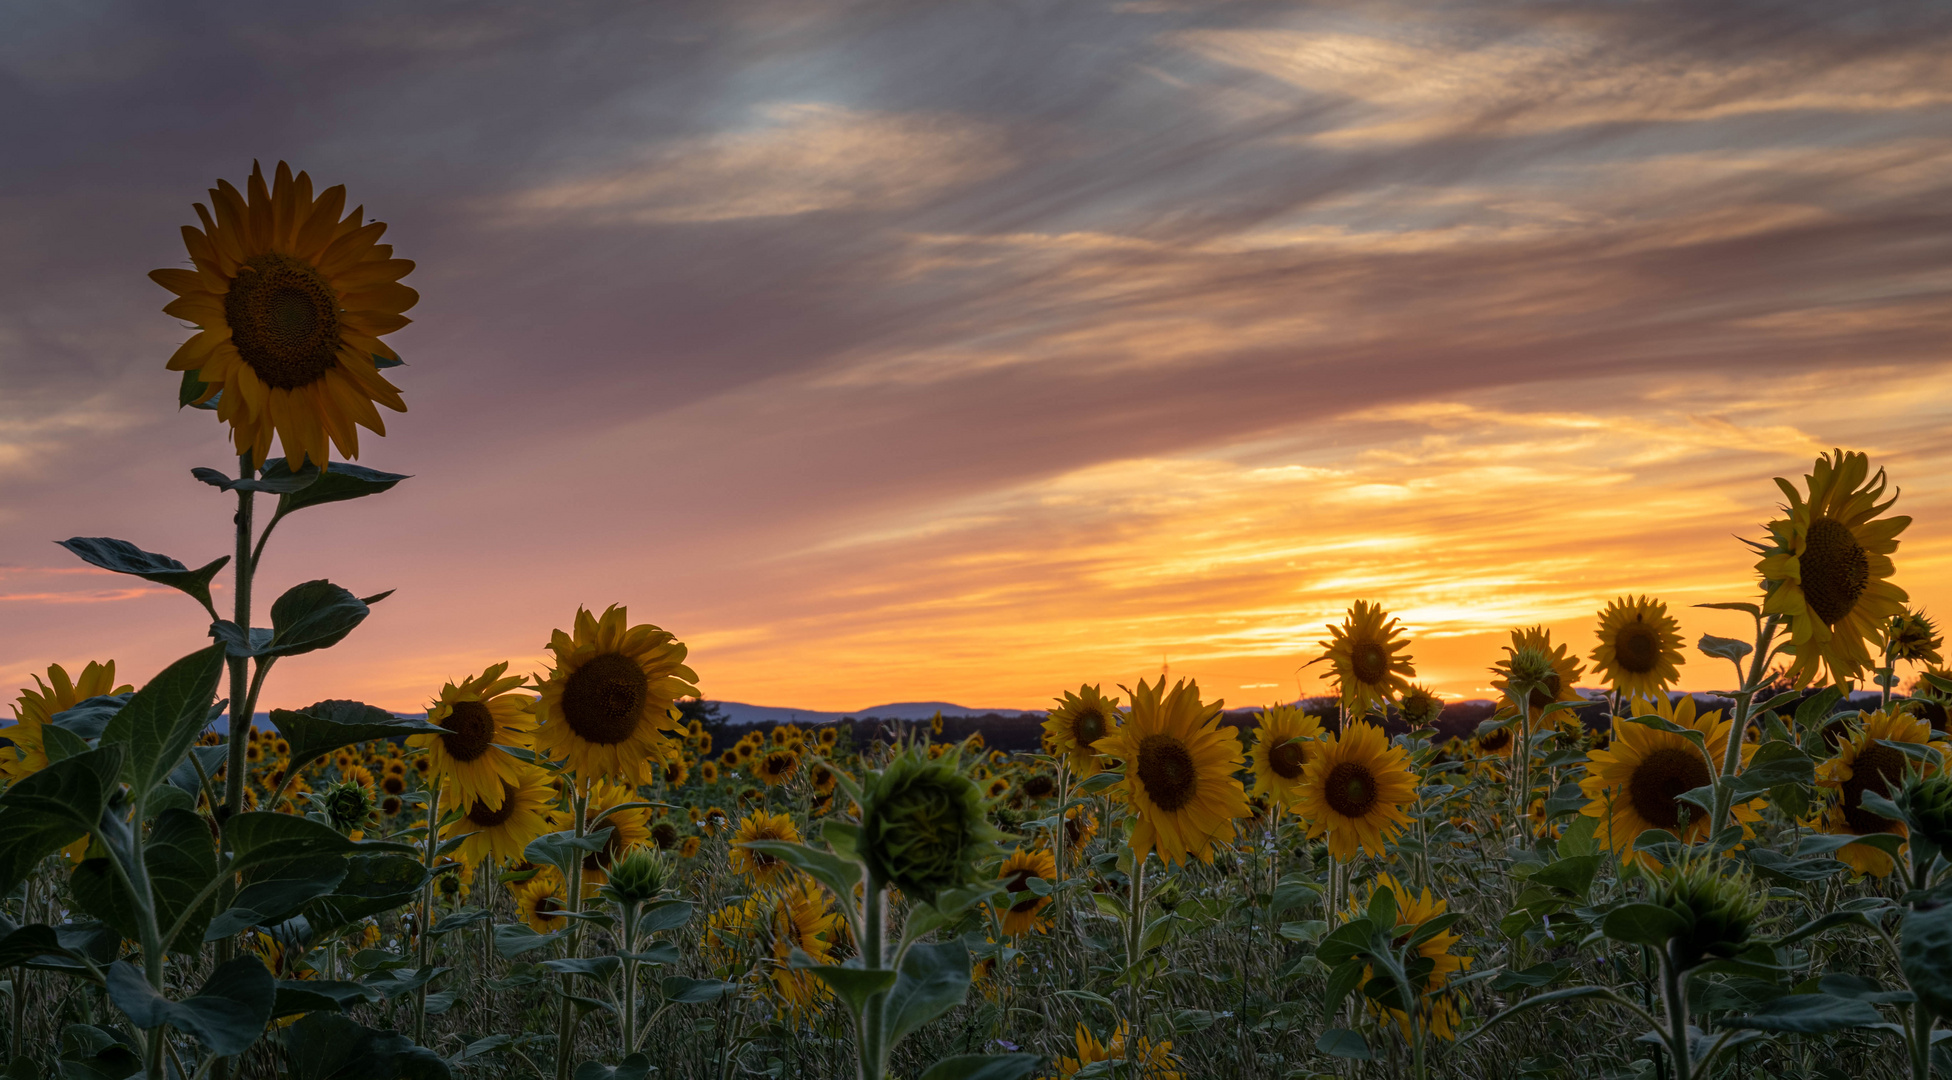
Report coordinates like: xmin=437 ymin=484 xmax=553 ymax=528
xmin=408 ymin=662 xmax=535 ymax=812
xmin=1886 ymin=609 xmax=1943 ymax=668
xmin=5 ymin=661 xmax=133 ymax=780
xmin=1815 ymin=708 xmax=1933 ymax=877
xmin=753 ymin=747 xmax=800 ymax=788
xmin=1293 ymin=720 xmax=1416 ymax=860
xmin=1319 ymin=601 xmax=1416 ymax=717
xmin=1247 ymin=705 xmax=1325 ymax=810
xmin=1579 ymin=694 xmax=1764 ymax=865
xmin=1045 ymin=1021 xmax=1184 ymax=1080
xmin=513 ymin=870 xmax=569 ymax=933
xmin=1043 ymin=685 xmax=1122 ymax=777
xmin=994 ymin=847 xmax=1059 ymax=937
xmin=1757 ymin=450 xmax=1910 ymax=687
xmin=1491 ymin=626 xmax=1584 ymax=714
xmin=729 ymin=810 xmax=803 ymax=889
xmin=149 ymin=161 xmax=416 ymax=468
xmin=534 ymin=605 xmax=699 ymax=787
xmin=1342 ymin=873 xmax=1473 ymax=1041
xmin=1590 ymin=596 xmax=1686 ymax=701
xmin=1095 ymin=677 xmax=1250 ymax=867
xmin=580 ymin=779 xmax=653 ymax=891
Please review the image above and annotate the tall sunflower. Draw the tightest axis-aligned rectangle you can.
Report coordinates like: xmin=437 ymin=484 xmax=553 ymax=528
xmin=149 ymin=161 xmax=415 ymax=468
xmin=408 ymin=662 xmax=535 ymax=812
xmin=1319 ymin=601 xmax=1415 ymax=717
xmin=441 ymin=764 xmax=558 ymax=864
xmin=1247 ymin=705 xmax=1325 ymax=810
xmin=534 ymin=605 xmax=699 ymax=787
xmin=1095 ymin=677 xmax=1250 ymax=867
xmin=1342 ymin=873 xmax=1472 ymax=1041
xmin=1757 ymin=450 xmax=1910 ymax=686
xmin=729 ymin=810 xmax=803 ymax=889
xmin=1043 ymin=685 xmax=1122 ymax=777
xmin=5 ymin=660 xmax=132 ymax=780
xmin=1590 ymin=596 xmax=1686 ymax=701
xmin=1578 ymin=694 xmax=1763 ymax=865
xmin=1815 ymin=708 xmax=1932 ymax=877
xmin=994 ymin=847 xmax=1058 ymax=937
xmin=1491 ymin=626 xmax=1584 ymax=713
xmin=1293 ymin=720 xmax=1416 ymax=860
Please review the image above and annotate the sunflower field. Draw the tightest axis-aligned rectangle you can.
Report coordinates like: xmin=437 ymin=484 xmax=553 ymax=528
xmin=2 ymin=161 xmax=1950 ymax=1080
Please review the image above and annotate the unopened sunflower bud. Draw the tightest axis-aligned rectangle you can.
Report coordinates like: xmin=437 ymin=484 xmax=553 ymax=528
xmin=323 ymin=781 xmax=373 ymax=832
xmin=605 ymin=846 xmax=673 ymax=905
xmin=1908 ymin=776 xmax=1952 ymax=851
xmin=1650 ymin=859 xmax=1763 ymax=970
xmin=860 ymin=742 xmax=1004 ymax=904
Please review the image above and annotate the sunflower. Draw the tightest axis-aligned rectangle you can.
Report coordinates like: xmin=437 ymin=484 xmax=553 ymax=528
xmin=1472 ymin=721 xmax=1515 ymax=761
xmin=1043 ymin=685 xmax=1122 ymax=778
xmin=729 ymin=810 xmax=803 ymax=888
xmin=1590 ymin=596 xmax=1686 ymax=700
xmin=1293 ymin=721 xmax=1416 ymax=860
xmin=408 ymin=663 xmax=534 ymax=812
xmin=753 ymin=748 xmax=800 ymax=788
xmin=1096 ymin=677 xmax=1250 ymax=867
xmin=1320 ymin=601 xmax=1416 ymax=717
xmin=1491 ymin=626 xmax=1584 ymax=717
xmin=1757 ymin=450 xmax=1910 ymax=686
xmin=705 ymin=878 xmax=842 ymax=1016
xmin=442 ymin=765 xmax=558 ymax=864
xmin=5 ymin=661 xmax=133 ymax=779
xmin=809 ymin=763 xmax=837 ymax=796
xmin=1578 ymin=694 xmax=1764 ymax=866
xmin=1044 ymin=1022 xmax=1183 ymax=1080
xmin=1059 ymin=806 xmax=1099 ymax=861
xmin=994 ymin=847 xmax=1058 ymax=936
xmin=1342 ymin=873 xmax=1472 ymax=1041
xmin=149 ymin=161 xmax=416 ymax=468
xmin=513 ymin=870 xmax=569 ymax=933
xmin=534 ymin=605 xmax=699 ymax=786
xmin=581 ymin=779 xmax=653 ymax=890
xmin=1247 ymin=705 xmax=1325 ymax=810
xmin=698 ymin=760 xmax=720 ymax=785
xmin=1886 ymin=610 xmax=1943 ymax=667
xmin=662 ymin=754 xmax=689 ymax=788
xmin=1815 ymin=708 xmax=1933 ymax=877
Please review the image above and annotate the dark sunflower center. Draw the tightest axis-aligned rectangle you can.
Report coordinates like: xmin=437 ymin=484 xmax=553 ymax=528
xmin=1268 ymin=738 xmax=1308 ymax=780
xmin=1801 ymin=517 xmax=1870 ymax=626
xmin=440 ymin=700 xmax=496 ymax=762
xmin=763 ymin=752 xmax=794 ymax=775
xmin=1840 ymin=743 xmax=1907 ymax=834
xmin=651 ymin=821 xmax=679 ymax=849
xmin=465 ymin=782 xmax=520 ymax=828
xmin=1003 ymin=867 xmax=1045 ymax=912
xmin=1023 ymin=774 xmax=1055 ymax=799
xmin=1614 ymin=621 xmax=1661 ymax=675
xmin=223 ymin=253 xmax=341 ymax=390
xmin=1353 ymin=642 xmax=1390 ymax=686
xmin=535 ymin=895 xmax=563 ymax=918
xmin=1073 ymin=708 xmax=1108 ymax=748
xmin=1479 ymin=727 xmax=1511 ymax=752
xmin=561 ymin=652 xmax=650 ymax=745
xmin=1136 ymin=734 xmax=1198 ymax=811
xmin=1626 ymin=747 xmax=1712 ymax=831
xmin=1528 ymin=673 xmax=1562 ymax=712
xmin=1324 ymin=761 xmax=1377 ymax=817
xmin=1064 ymin=814 xmax=1089 ymax=845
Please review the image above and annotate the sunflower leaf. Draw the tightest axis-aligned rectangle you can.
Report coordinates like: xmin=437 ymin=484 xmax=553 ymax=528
xmin=271 ymin=461 xmax=410 ymax=517
xmin=1697 ymin=633 xmax=1753 ymax=661
xmin=179 ymin=369 xmax=219 ymax=411
xmin=192 ymin=463 xmax=320 ymax=494
xmin=56 ymin=538 xmax=229 ymax=614
xmin=1695 ymin=601 xmax=1762 ymax=617
xmin=274 ymin=702 xmax=442 ymax=772
xmin=263 ymin=580 xmax=373 ymax=659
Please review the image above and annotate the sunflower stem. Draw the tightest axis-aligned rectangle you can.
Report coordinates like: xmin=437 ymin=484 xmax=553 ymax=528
xmin=556 ymin=781 xmax=590 ymax=1080
xmin=1709 ymin=615 xmax=1777 ymax=833
xmin=413 ymin=783 xmax=440 ymax=1044
xmin=858 ymin=875 xmax=887 ymax=1080
xmin=1124 ymin=852 xmax=1148 ymax=1030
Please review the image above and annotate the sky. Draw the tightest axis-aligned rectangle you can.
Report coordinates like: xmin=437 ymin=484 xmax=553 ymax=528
xmin=2 ymin=0 xmax=1950 ymax=716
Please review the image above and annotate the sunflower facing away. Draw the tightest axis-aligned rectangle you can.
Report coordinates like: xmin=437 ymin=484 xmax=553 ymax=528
xmin=1319 ymin=601 xmax=1416 ymax=717
xmin=1816 ymin=708 xmax=1932 ymax=878
xmin=729 ymin=810 xmax=804 ymax=889
xmin=408 ymin=662 xmax=535 ymax=812
xmin=534 ymin=605 xmax=699 ymax=787
xmin=1757 ymin=450 xmax=1910 ymax=687
xmin=1247 ymin=705 xmax=1325 ymax=811
xmin=994 ymin=847 xmax=1059 ymax=937
xmin=441 ymin=764 xmax=559 ymax=864
xmin=1491 ymin=626 xmax=1585 ymax=714
xmin=1578 ymin=694 xmax=1764 ymax=866
xmin=1294 ymin=720 xmax=1416 ymax=860
xmin=1342 ymin=873 xmax=1473 ymax=1041
xmin=1096 ymin=677 xmax=1250 ymax=867
xmin=150 ymin=161 xmax=416 ymax=468
xmin=1043 ymin=685 xmax=1122 ymax=777
xmin=5 ymin=661 xmax=132 ymax=780
xmin=1590 ymin=596 xmax=1686 ymax=701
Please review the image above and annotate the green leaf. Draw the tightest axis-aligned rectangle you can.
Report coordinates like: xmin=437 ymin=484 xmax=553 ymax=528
xmin=1818 ymin=973 xmax=1915 ymax=1005
xmin=1695 ymin=601 xmax=1761 ymax=617
xmin=1901 ymin=901 xmax=1952 ymax=1022
xmin=56 ymin=1023 xmax=140 ymax=1080
xmin=1724 ymin=993 xmax=1885 ymax=1033
xmin=283 ymin=1012 xmax=451 ymax=1080
xmin=272 ymin=980 xmax=378 ymax=1018
xmin=42 ymin=723 xmax=92 ymax=764
xmin=737 ymin=840 xmax=862 ymax=910
xmin=100 ymin=646 xmax=225 ymax=796
xmin=145 ymin=809 xmax=219 ymax=951
xmin=1793 ymin=686 xmax=1845 ymax=731
xmin=1747 ymin=849 xmax=1847 ymax=884
xmin=1269 ymin=873 xmax=1321 ymax=919
xmin=1729 ymin=740 xmax=1814 ymax=800
xmin=1316 ymin=919 xmax=1377 ymax=967
xmin=1773 ymin=909 xmax=1879 ymax=947
xmin=636 ymin=899 xmax=693 ymax=935
xmin=428 ymin=908 xmax=490 ymax=936
xmin=0 ymin=922 xmax=67 ymax=968
xmin=1602 ymin=903 xmax=1686 ymax=948
xmin=179 ymin=368 xmax=219 ymax=411
xmin=542 ymin=956 xmax=619 ymax=980
xmin=54 ymin=539 xmax=227 ymax=613
xmin=0 ymin=747 xmax=124 ymax=897
xmin=362 ymin=965 xmax=447 ymax=1000
xmin=193 ymin=463 xmax=319 ymax=494
xmin=660 ymin=976 xmax=736 ymax=1004
xmin=572 ymin=1056 xmax=653 ymax=1080
xmin=49 ymin=696 xmax=132 ymax=741
xmin=1323 ymin=957 xmax=1366 ymax=1020
xmin=524 ymin=829 xmax=613 ymax=879
xmin=207 ymin=857 xmax=350 ymax=939
xmin=494 ymin=923 xmax=572 ymax=959
xmin=106 ymin=956 xmax=273 ymax=1056
xmin=271 ymin=461 xmax=410 ymax=516
xmin=1697 ymin=633 xmax=1752 ymax=661
xmin=805 ymin=964 xmax=898 ymax=1016
xmin=1532 ymin=854 xmax=1603 ymax=899
xmin=916 ymin=1054 xmax=1041 ymax=1080
xmin=302 ymin=855 xmax=427 ymax=936
xmin=1316 ymin=1027 xmax=1371 ymax=1060
xmin=1456 ymin=985 xmax=1632 ymax=1047
xmin=224 ymin=812 xmax=411 ymax=880
xmin=260 ymin=581 xmax=375 ymax=659
xmin=273 ymin=702 xmax=443 ymax=775
xmin=880 ymin=941 xmax=972 ymax=1049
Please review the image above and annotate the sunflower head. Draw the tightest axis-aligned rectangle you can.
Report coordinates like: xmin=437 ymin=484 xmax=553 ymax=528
xmin=1043 ymin=685 xmax=1123 ymax=777
xmin=1320 ymin=601 xmax=1415 ymax=717
xmin=1248 ymin=705 xmax=1324 ymax=809
xmin=322 ymin=779 xmax=375 ymax=833
xmin=730 ymin=810 xmax=804 ymax=889
xmin=994 ymin=846 xmax=1058 ymax=936
xmin=858 ymin=740 xmax=1003 ymax=904
xmin=1097 ymin=678 xmax=1252 ymax=867
xmin=1758 ymin=450 xmax=1911 ymax=686
xmin=1649 ymin=858 xmax=1764 ymax=971
xmin=534 ymin=605 xmax=699 ymax=787
xmin=602 ymin=846 xmax=674 ymax=905
xmin=1887 ymin=610 xmax=1944 ymax=666
xmin=1492 ymin=626 xmax=1584 ymax=713
xmin=1591 ymin=596 xmax=1686 ymax=700
xmin=1294 ymin=720 xmax=1417 ymax=861
xmin=1398 ymin=684 xmax=1445 ymax=729
xmin=754 ymin=749 xmax=800 ymax=787
xmin=150 ymin=161 xmax=417 ymax=468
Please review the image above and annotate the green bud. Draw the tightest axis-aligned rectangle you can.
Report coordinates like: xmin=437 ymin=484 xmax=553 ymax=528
xmin=322 ymin=781 xmax=373 ymax=833
xmin=859 ymin=741 xmax=1004 ymax=904
xmin=1906 ymin=775 xmax=1952 ymax=851
xmin=603 ymin=846 xmax=673 ymax=905
xmin=1650 ymin=859 xmax=1764 ymax=970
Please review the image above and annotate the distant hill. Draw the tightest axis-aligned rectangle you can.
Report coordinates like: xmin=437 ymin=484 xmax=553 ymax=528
xmin=715 ymin=701 xmax=1044 ymax=725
